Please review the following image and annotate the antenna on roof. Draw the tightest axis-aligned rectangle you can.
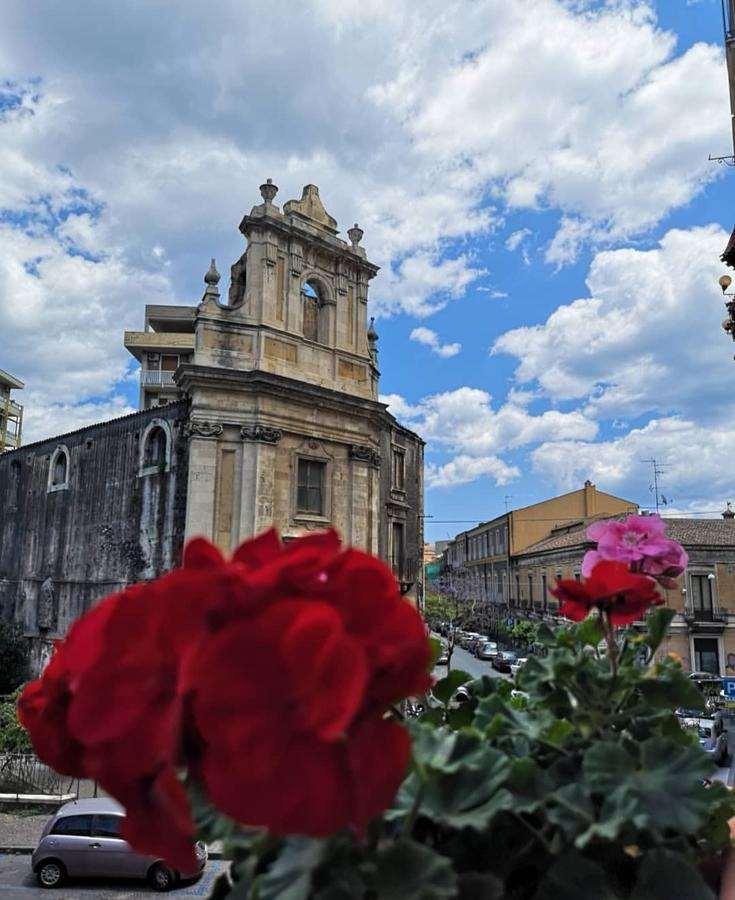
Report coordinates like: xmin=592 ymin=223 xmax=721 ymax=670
xmin=642 ymin=458 xmax=669 ymax=514
xmin=504 ymin=495 xmax=513 ymax=514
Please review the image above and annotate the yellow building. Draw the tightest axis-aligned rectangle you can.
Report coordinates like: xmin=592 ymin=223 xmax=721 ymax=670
xmin=514 ymin=510 xmax=735 ymax=675
xmin=441 ymin=481 xmax=637 ymax=606
xmin=0 ymin=369 xmax=24 ymax=452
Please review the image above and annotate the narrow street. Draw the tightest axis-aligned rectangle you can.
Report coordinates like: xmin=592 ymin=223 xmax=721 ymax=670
xmin=435 ymin=643 xmax=513 ymax=681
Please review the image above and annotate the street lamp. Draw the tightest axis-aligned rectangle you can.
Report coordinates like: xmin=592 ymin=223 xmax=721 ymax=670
xmin=720 ymin=275 xmax=735 ymax=348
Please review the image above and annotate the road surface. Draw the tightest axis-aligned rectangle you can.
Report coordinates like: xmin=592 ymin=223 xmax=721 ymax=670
xmin=0 ymin=854 xmax=227 ymax=898
xmin=434 ymin=642 xmax=513 ymax=681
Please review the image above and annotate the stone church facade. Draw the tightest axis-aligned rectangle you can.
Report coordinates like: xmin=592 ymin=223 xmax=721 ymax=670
xmin=0 ymin=181 xmax=424 ymax=671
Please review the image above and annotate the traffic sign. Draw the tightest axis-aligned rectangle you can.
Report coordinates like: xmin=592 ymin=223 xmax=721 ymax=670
xmin=722 ymin=677 xmax=735 ymax=700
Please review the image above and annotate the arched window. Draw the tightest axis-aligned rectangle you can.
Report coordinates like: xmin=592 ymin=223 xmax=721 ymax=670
xmin=48 ymin=446 xmax=70 ymax=492
xmin=139 ymin=421 xmax=171 ymax=476
xmin=144 ymin=427 xmax=167 ymax=468
xmin=302 ymin=280 xmax=321 ymax=343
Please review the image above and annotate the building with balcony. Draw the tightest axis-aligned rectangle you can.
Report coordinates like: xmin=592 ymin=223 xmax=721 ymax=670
xmin=513 ymin=509 xmax=735 ymax=675
xmin=0 ymin=369 xmax=24 ymax=453
xmin=124 ymin=306 xmax=196 ymax=408
xmin=0 ymin=180 xmax=424 ymax=672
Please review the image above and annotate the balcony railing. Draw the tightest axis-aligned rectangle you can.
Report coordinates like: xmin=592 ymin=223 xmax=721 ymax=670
xmin=141 ymin=370 xmax=177 ymax=386
xmin=683 ymin=605 xmax=728 ymax=627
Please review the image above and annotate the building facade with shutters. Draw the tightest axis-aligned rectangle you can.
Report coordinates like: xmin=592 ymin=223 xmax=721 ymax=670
xmin=0 ymin=181 xmax=424 ymax=672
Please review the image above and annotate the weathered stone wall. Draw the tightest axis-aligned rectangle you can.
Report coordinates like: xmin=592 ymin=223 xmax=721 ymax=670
xmin=0 ymin=400 xmax=189 ymax=666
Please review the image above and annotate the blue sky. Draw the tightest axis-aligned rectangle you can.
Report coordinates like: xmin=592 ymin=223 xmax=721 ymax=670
xmin=1 ymin=0 xmax=734 ymax=543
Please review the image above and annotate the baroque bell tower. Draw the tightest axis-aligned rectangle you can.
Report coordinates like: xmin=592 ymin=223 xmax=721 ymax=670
xmin=174 ymin=181 xmax=423 ymax=601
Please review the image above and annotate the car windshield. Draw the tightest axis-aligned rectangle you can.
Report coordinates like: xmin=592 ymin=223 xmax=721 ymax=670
xmin=482 ymin=643 xmax=495 ymax=651
xmin=677 ymin=708 xmax=705 ymax=718
xmin=503 ymin=652 xmax=517 ymax=661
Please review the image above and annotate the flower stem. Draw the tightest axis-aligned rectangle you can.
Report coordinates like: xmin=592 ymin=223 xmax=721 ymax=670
xmin=603 ymin=609 xmax=618 ymax=681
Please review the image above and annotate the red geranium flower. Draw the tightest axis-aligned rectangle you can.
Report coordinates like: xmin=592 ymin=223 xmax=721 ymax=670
xmin=19 ymin=529 xmax=429 ymax=865
xmin=551 ymin=560 xmax=662 ymax=625
xmin=185 ymin=530 xmax=430 ymax=837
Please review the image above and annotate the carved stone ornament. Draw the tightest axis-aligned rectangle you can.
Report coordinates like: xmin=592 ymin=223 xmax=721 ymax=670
xmin=241 ymin=424 xmax=283 ymax=444
xmin=183 ymin=420 xmax=224 ymax=439
xmin=349 ymin=444 xmax=381 ymax=467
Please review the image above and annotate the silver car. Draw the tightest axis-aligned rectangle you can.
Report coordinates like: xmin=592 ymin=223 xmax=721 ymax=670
xmin=31 ymin=797 xmax=207 ymax=891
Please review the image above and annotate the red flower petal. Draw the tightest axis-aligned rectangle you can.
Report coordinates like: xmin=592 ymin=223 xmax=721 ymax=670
xmin=182 ymin=537 xmax=224 ymax=570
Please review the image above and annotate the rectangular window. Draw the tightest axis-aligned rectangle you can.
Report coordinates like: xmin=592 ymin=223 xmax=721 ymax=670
xmin=542 ymin=573 xmax=548 ymax=610
xmin=161 ymin=354 xmax=179 ymax=371
xmin=515 ymin=574 xmax=520 ymax=604
xmin=693 ymin=637 xmax=720 ymax=675
xmin=528 ymin=574 xmax=534 ymax=605
xmin=297 ymin=459 xmax=326 ymax=515
xmin=392 ymin=448 xmax=405 ymax=491
xmin=690 ymin=574 xmax=714 ymax=618
xmin=391 ymin=521 xmax=405 ymax=575
xmin=92 ymin=815 xmax=123 ymax=838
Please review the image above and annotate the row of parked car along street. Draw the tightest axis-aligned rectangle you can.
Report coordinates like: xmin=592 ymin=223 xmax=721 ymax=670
xmin=434 ymin=625 xmax=528 ymax=677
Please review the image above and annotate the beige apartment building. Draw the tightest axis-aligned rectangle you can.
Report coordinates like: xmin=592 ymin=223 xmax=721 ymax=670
xmin=441 ymin=481 xmax=637 ymax=605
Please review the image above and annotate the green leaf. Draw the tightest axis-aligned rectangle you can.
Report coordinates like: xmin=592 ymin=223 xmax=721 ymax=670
xmin=372 ymin=839 xmax=457 ymax=899
xmin=433 ymin=670 xmax=473 ymax=706
xmin=393 ymin=725 xmax=513 ymax=830
xmin=583 ymin=738 xmax=714 ymax=838
xmin=575 ymin=615 xmax=603 ymax=648
xmin=546 ymin=783 xmax=596 ymax=842
xmin=533 ymin=852 xmax=622 ymax=900
xmin=251 ymin=837 xmax=326 ymax=900
xmin=644 ymin=606 xmax=676 ymax=654
xmin=631 ymin=849 xmax=715 ymax=900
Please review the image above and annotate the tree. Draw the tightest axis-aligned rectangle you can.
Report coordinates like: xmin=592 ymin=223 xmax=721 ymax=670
xmin=0 ymin=620 xmax=29 ymax=695
xmin=424 ymin=567 xmax=480 ymax=670
xmin=0 ymin=687 xmax=32 ymax=753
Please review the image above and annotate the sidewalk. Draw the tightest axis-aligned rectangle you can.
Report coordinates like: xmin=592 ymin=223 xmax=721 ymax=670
xmin=0 ymin=811 xmax=47 ymax=850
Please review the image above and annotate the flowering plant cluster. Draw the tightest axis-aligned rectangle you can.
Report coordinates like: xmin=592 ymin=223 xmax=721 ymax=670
xmin=18 ymin=530 xmax=430 ymax=874
xmin=18 ymin=518 xmax=735 ymax=899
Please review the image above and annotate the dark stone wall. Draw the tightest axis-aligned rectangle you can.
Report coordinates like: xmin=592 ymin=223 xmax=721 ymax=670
xmin=379 ymin=418 xmax=424 ymax=602
xmin=0 ymin=400 xmax=190 ymax=667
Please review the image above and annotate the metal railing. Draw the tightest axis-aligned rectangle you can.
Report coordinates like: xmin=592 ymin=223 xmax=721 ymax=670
xmin=0 ymin=753 xmax=79 ymax=798
xmin=684 ymin=604 xmax=728 ymax=623
xmin=141 ymin=370 xmax=176 ymax=386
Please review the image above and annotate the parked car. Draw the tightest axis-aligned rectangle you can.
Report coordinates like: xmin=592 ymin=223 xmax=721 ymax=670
xmin=697 ymin=718 xmax=729 ymax=766
xmin=510 ymin=657 xmax=528 ymax=679
xmin=477 ymin=641 xmax=500 ymax=660
xmin=31 ymin=797 xmax=207 ymax=891
xmin=493 ymin=650 xmax=518 ymax=673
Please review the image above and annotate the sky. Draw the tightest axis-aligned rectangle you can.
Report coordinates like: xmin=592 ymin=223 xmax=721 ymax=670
xmin=1 ymin=0 xmax=734 ymax=543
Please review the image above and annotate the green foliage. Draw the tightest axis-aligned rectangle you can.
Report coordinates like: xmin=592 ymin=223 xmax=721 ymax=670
xmin=0 ymin=621 xmax=29 ymax=695
xmin=203 ymin=613 xmax=734 ymax=899
xmin=0 ymin=687 xmax=32 ymax=753
xmin=510 ymin=619 xmax=538 ymax=646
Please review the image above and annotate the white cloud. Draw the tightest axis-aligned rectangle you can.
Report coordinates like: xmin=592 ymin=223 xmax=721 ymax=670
xmin=532 ymin=416 xmax=735 ymax=514
xmin=409 ymin=326 xmax=461 ymax=358
xmin=493 ymin=224 xmax=732 ymax=422
xmin=426 ymin=454 xmax=520 ymax=489
xmin=505 ymin=228 xmax=532 ymax=252
xmin=384 ymin=385 xmax=598 ymax=488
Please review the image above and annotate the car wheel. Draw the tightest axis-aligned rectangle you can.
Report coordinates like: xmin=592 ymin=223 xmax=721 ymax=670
xmin=149 ymin=863 xmax=176 ymax=892
xmin=37 ymin=860 xmax=65 ymax=889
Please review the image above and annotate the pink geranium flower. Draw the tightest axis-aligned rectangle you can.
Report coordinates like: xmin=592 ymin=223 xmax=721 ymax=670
xmin=586 ymin=515 xmax=669 ymax=564
xmin=582 ymin=514 xmax=688 ymax=589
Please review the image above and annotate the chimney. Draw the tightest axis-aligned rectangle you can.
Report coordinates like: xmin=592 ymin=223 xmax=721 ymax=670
xmin=723 ymin=502 xmax=735 ymax=521
xmin=583 ymin=480 xmax=596 ymax=516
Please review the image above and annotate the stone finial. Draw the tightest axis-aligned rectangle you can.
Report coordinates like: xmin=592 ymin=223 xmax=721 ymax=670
xmin=367 ymin=316 xmax=378 ymax=345
xmin=724 ymin=502 xmax=735 ymax=520
xmin=205 ymin=258 xmax=220 ymax=285
xmin=347 ymin=223 xmax=364 ymax=248
xmin=260 ymin=178 xmax=279 ymax=204
xmin=203 ymin=258 xmax=220 ymax=299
